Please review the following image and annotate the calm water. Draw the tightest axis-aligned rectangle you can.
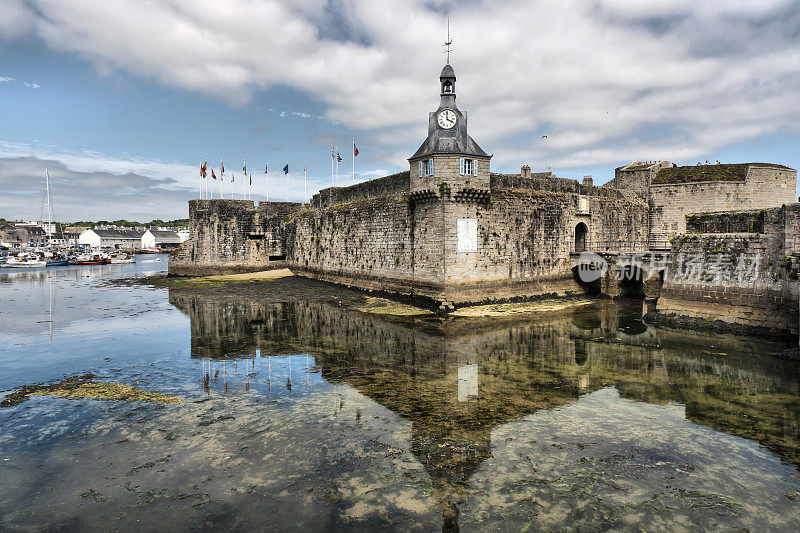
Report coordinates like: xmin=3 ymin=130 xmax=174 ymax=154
xmin=1 ymin=259 xmax=799 ymax=532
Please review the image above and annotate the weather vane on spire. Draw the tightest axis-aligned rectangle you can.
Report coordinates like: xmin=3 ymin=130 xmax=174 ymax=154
xmin=444 ymin=17 xmax=453 ymax=64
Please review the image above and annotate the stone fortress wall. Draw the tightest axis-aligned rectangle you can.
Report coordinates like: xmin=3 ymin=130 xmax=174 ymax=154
xmin=171 ymin=161 xmax=796 ymax=308
xmin=170 ymin=200 xmax=303 ymax=276
xmin=288 ymin=172 xmax=647 ymax=303
xmin=609 ymin=162 xmax=797 ymax=245
xmin=657 ymin=205 xmax=800 ymax=336
xmin=171 ymin=169 xmax=649 ymax=303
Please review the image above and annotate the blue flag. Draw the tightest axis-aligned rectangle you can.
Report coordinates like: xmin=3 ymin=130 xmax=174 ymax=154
xmin=283 ymin=163 xmax=289 ymax=174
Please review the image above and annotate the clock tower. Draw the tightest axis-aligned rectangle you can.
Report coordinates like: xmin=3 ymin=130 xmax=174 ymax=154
xmin=409 ymin=62 xmax=491 ymax=199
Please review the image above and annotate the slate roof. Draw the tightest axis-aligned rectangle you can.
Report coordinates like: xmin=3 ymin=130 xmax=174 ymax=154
xmin=410 ymin=125 xmax=489 ymax=160
xmin=93 ymin=229 xmax=145 ymax=240
xmin=440 ymin=63 xmax=455 ymax=78
xmin=148 ymin=230 xmax=181 ymax=244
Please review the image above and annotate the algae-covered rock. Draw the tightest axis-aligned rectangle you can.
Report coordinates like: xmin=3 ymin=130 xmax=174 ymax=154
xmin=1 ymin=374 xmax=180 ymax=407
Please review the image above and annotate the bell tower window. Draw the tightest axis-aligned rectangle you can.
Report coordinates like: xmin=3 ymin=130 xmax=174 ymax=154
xmin=443 ymin=81 xmax=452 ymax=93
xmin=418 ymin=158 xmax=434 ymax=177
xmin=460 ymin=158 xmax=477 ymax=176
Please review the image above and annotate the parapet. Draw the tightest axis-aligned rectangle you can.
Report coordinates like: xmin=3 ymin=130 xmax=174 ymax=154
xmin=490 ymin=172 xmax=630 ymax=199
xmin=311 ymin=171 xmax=410 ymax=208
xmin=653 ymin=163 xmax=793 ymax=185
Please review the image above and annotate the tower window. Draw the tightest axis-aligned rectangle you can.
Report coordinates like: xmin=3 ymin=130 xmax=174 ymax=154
xmin=443 ymin=81 xmax=452 ymax=93
xmin=460 ymin=158 xmax=478 ymax=176
xmin=419 ymin=159 xmax=434 ymax=177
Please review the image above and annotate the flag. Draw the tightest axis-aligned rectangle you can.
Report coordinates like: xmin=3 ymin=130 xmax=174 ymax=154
xmin=283 ymin=163 xmax=289 ymax=174
xmin=331 ymin=140 xmax=334 ymax=158
xmin=212 ymin=168 xmax=217 ymax=180
xmin=221 ymin=160 xmax=225 ymax=175
xmin=354 ymin=143 xmax=359 ymax=157
xmin=200 ymin=161 xmax=207 ymax=178
xmin=337 ymin=152 xmax=342 ymax=162
xmin=231 ymin=172 xmax=235 ymax=182
xmin=243 ymin=161 xmax=247 ymax=174
xmin=265 ymin=162 xmax=268 ymax=174
xmin=304 ymin=163 xmax=307 ymax=172
xmin=249 ymin=174 xmax=252 ymax=185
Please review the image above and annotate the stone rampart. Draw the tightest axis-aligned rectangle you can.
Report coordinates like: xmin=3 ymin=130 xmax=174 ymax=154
xmin=657 ymin=204 xmax=800 ymax=336
xmin=169 ymin=199 xmax=303 ymax=276
xmin=287 ymin=180 xmax=648 ymax=303
xmin=685 ymin=210 xmax=765 ymax=234
xmin=491 ymin=173 xmax=626 ymax=198
xmin=647 ymin=164 xmax=796 ymax=242
xmin=311 ymin=171 xmax=409 ymax=208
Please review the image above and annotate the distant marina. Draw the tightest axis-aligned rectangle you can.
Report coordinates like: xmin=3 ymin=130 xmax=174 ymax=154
xmin=0 ymin=169 xmax=188 ymax=269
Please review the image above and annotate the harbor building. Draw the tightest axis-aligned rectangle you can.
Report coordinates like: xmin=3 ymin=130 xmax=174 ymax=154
xmin=142 ymin=230 xmax=182 ymax=251
xmin=79 ymin=229 xmax=145 ymax=251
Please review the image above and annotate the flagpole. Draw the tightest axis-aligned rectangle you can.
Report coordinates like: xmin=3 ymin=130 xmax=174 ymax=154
xmin=285 ymin=162 xmax=289 ymax=202
xmin=304 ymin=163 xmax=307 ymax=203
xmin=352 ymin=138 xmax=355 ymax=185
xmin=200 ymin=162 xmax=203 ymax=199
xmin=336 ymin=151 xmax=339 ymax=186
xmin=266 ymin=161 xmax=269 ymax=202
xmin=330 ymin=139 xmax=334 ymax=188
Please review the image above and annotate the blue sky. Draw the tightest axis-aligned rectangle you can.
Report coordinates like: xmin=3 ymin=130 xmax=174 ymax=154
xmin=1 ymin=0 xmax=800 ymax=221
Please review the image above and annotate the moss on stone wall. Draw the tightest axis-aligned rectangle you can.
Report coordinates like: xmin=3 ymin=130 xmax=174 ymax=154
xmin=653 ymin=163 xmax=791 ymax=185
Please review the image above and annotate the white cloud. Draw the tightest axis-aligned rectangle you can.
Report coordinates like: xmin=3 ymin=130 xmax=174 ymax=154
xmin=0 ymin=76 xmax=40 ymax=88
xmin=2 ymin=0 xmax=800 ymax=177
xmin=0 ymin=141 xmax=197 ymax=190
xmin=0 ymin=155 xmax=193 ymax=222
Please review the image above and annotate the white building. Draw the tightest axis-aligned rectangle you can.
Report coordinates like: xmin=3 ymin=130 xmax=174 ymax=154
xmin=78 ymin=229 xmax=144 ymax=250
xmin=141 ymin=230 xmax=182 ymax=250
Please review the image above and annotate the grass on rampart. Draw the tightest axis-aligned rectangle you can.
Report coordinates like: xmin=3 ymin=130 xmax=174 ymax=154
xmin=652 ymin=163 xmax=790 ymax=185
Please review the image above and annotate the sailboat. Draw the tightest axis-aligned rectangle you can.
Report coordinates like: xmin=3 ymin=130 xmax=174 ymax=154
xmin=39 ymin=168 xmax=69 ymax=266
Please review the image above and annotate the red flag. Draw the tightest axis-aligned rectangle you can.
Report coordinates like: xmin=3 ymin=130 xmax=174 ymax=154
xmin=354 ymin=143 xmax=359 ymax=157
xmin=212 ymin=168 xmax=217 ymax=180
xmin=265 ymin=162 xmax=268 ymax=174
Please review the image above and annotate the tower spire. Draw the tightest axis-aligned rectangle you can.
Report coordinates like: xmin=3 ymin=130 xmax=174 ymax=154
xmin=444 ymin=17 xmax=453 ymax=64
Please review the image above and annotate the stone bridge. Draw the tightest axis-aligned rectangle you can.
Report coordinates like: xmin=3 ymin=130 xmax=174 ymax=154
xmin=570 ymin=243 xmax=670 ymax=299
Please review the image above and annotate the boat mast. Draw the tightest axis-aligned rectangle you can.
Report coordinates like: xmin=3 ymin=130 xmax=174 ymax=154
xmin=45 ymin=168 xmax=53 ymax=246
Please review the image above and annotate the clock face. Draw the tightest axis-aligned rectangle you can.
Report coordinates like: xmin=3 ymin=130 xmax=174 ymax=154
xmin=437 ymin=109 xmax=457 ymax=129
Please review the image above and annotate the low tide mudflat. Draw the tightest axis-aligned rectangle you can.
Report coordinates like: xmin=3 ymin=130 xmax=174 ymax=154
xmin=2 ymin=261 xmax=800 ymax=531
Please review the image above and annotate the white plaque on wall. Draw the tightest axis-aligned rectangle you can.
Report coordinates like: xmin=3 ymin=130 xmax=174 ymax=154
xmin=457 ymin=218 xmax=478 ymax=253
